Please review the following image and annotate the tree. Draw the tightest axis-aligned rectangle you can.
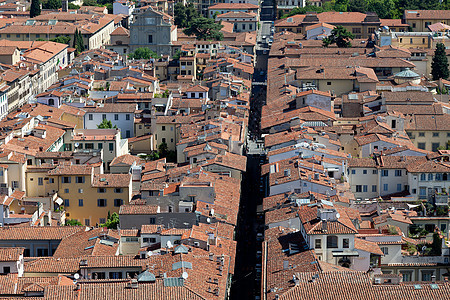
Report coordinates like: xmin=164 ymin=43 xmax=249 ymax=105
xmin=50 ymin=35 xmax=71 ymax=45
xmin=30 ymin=0 xmax=41 ymax=18
xmin=431 ymin=43 xmax=449 ymax=80
xmin=128 ymin=47 xmax=158 ymax=60
xmin=430 ymin=232 xmax=442 ymax=256
xmin=101 ymin=212 xmax=120 ymax=229
xmin=183 ymin=17 xmax=223 ymax=41
xmin=68 ymin=3 xmax=80 ymax=9
xmin=43 ymin=0 xmax=61 ymax=9
xmin=73 ymin=29 xmax=84 ymax=55
xmin=66 ymin=219 xmax=82 ymax=226
xmin=174 ymin=3 xmax=199 ymax=28
xmin=347 ymin=0 xmax=368 ymax=12
xmin=97 ymin=119 xmax=116 ymax=129
xmin=323 ymin=25 xmax=354 ymax=48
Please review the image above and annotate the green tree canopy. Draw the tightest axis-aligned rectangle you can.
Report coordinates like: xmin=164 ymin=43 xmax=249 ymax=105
xmin=30 ymin=0 xmax=41 ymax=18
xmin=323 ymin=25 xmax=354 ymax=48
xmin=97 ymin=119 xmax=116 ymax=129
xmin=183 ymin=17 xmax=223 ymax=41
xmin=43 ymin=0 xmax=61 ymax=9
xmin=101 ymin=212 xmax=120 ymax=229
xmin=431 ymin=43 xmax=449 ymax=80
xmin=174 ymin=3 xmax=199 ymax=28
xmin=65 ymin=219 xmax=82 ymax=226
xmin=128 ymin=47 xmax=158 ymax=60
xmin=50 ymin=36 xmax=71 ymax=45
xmin=73 ymin=29 xmax=85 ymax=55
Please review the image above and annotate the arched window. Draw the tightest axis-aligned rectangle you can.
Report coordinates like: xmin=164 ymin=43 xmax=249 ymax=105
xmin=327 ymin=236 xmax=338 ymax=248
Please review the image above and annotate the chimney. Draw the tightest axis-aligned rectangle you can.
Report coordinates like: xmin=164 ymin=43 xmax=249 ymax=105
xmin=432 ymin=275 xmax=436 ymax=283
xmin=322 ymin=220 xmax=327 ymax=233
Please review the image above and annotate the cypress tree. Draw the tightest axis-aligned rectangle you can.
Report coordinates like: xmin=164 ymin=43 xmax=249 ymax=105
xmin=30 ymin=0 xmax=41 ymax=18
xmin=431 ymin=43 xmax=449 ymax=80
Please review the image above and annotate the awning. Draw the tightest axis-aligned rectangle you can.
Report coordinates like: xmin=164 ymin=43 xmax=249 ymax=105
xmin=332 ymin=251 xmax=359 ymax=257
xmin=55 ymin=198 xmax=63 ymax=206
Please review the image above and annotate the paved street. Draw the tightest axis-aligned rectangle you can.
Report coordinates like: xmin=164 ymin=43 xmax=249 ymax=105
xmin=229 ymin=2 xmax=274 ymax=299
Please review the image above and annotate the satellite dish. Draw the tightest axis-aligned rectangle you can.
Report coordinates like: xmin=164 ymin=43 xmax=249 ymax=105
xmin=422 ymin=245 xmax=427 ymax=252
xmin=182 ymin=271 xmax=189 ymax=279
xmin=335 ymin=213 xmax=340 ymax=219
xmin=74 ymin=142 xmax=79 ymax=148
xmin=206 ymin=218 xmax=211 ymax=223
xmin=74 ymin=273 xmax=80 ymax=280
xmin=210 ymin=209 xmax=214 ymax=216
xmin=166 ymin=241 xmax=173 ymax=248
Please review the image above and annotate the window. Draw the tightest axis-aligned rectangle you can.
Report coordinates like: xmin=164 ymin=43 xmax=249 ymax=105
xmin=352 ymin=28 xmax=361 ymax=33
xmin=109 ymin=272 xmax=122 ymax=279
xmin=150 ymin=217 xmax=156 ymax=224
xmin=64 ymin=199 xmax=70 ymax=206
xmin=419 ymin=187 xmax=427 ymax=196
xmin=102 ymin=114 xmax=107 ymax=120
xmin=37 ymin=248 xmax=49 ymax=257
xmin=162 ymin=138 xmax=166 ymax=143
xmin=126 ymin=130 xmax=131 ymax=138
xmin=114 ymin=199 xmax=123 ymax=207
xmin=82 ymin=218 xmax=89 ymax=226
xmin=3 ymin=266 xmax=11 ymax=274
xmin=114 ymin=114 xmax=119 ymax=120
xmin=351 ymin=170 xmax=356 ymax=175
xmin=422 ymin=271 xmax=434 ymax=281
xmin=372 ymin=185 xmax=377 ymax=192
xmin=363 ymin=170 xmax=367 ymax=174
xmin=144 ymin=237 xmax=157 ymax=243
xmin=148 ymin=35 xmax=153 ymax=43
xmin=419 ymin=132 xmax=425 ymax=137
xmin=64 ymin=188 xmax=69 ymax=193
xmin=109 ymin=143 xmax=114 ymax=151
xmin=432 ymin=143 xmax=440 ymax=152
xmin=395 ymin=170 xmax=402 ymax=177
xmin=428 ymin=173 xmax=433 ymax=181
xmin=62 ymin=177 xmax=71 ymax=183
xmin=397 ymin=184 xmax=402 ymax=192
xmin=92 ymin=272 xmax=106 ymax=279
xmin=12 ymin=181 xmax=19 ymax=189
xmin=327 ymin=82 xmax=331 ymax=85
xmin=98 ymin=143 xmax=103 ymax=149
xmin=126 ymin=114 xmax=130 ymax=120
xmin=38 ymin=177 xmax=43 ymax=185
xmin=381 ymin=247 xmax=388 ymax=255
xmin=327 ymin=236 xmax=338 ymax=248
xmin=343 ymin=238 xmax=349 ymax=248
xmin=162 ymin=126 xmax=166 ymax=131
xmin=435 ymin=173 xmax=442 ymax=181
xmin=381 ymin=170 xmax=389 ymax=177
xmin=402 ymin=272 xmax=412 ymax=282
xmin=85 ymin=143 xmax=94 ymax=149
xmin=49 ymin=178 xmax=54 ymax=183
xmin=98 ymin=188 xmax=106 ymax=193
xmin=418 ymin=143 xmax=426 ymax=150
xmin=420 ymin=173 xmax=426 ymax=181
xmin=78 ymin=188 xmax=83 ymax=193
xmin=363 ymin=185 xmax=368 ymax=193
xmin=76 ymin=176 xmax=84 ymax=183
xmin=79 ymin=199 xmax=84 ymax=206
xmin=97 ymin=199 xmax=107 ymax=207
xmin=372 ymin=170 xmax=378 ymax=174
xmin=315 ymin=239 xmax=321 ymax=249
xmin=432 ymin=132 xmax=439 ymax=137
xmin=383 ymin=184 xmax=388 ymax=191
